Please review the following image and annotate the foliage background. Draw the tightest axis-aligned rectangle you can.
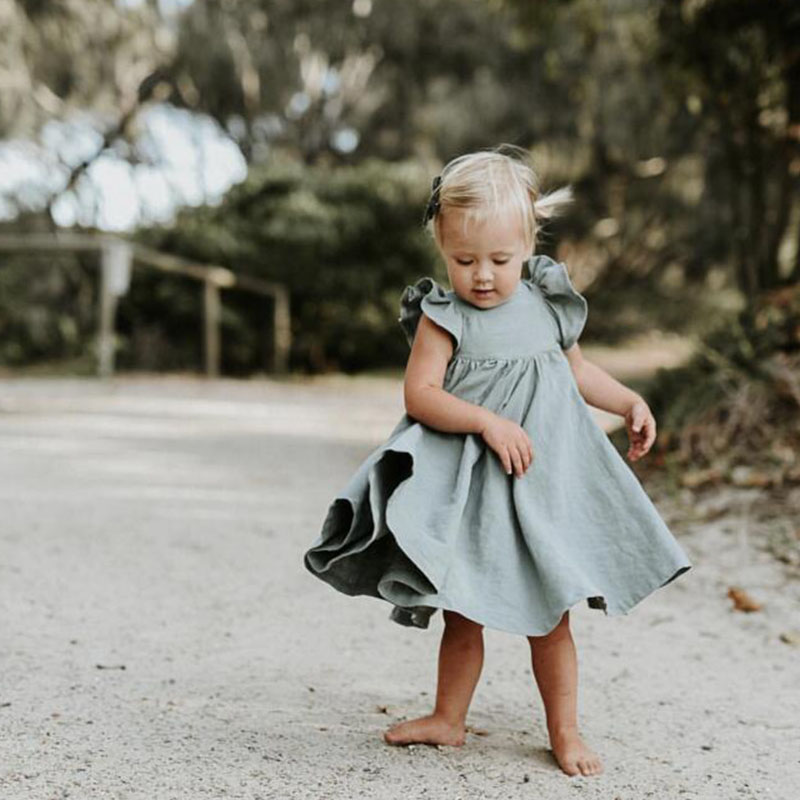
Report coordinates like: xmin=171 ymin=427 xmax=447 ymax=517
xmin=0 ymin=0 xmax=798 ymax=375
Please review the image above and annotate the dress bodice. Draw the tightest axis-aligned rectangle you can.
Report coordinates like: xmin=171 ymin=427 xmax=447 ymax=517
xmin=450 ymin=279 xmax=562 ymax=360
xmin=398 ymin=254 xmax=589 ymax=362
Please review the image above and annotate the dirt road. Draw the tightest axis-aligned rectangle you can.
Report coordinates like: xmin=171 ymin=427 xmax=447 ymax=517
xmin=0 ymin=374 xmax=797 ymax=799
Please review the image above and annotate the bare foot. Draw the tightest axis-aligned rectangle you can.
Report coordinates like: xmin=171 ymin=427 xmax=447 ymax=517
xmin=383 ymin=714 xmax=466 ymax=747
xmin=549 ymin=727 xmax=604 ymax=776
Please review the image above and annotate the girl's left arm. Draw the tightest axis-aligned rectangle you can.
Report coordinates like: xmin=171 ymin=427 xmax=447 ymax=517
xmin=562 ymin=343 xmax=656 ymax=461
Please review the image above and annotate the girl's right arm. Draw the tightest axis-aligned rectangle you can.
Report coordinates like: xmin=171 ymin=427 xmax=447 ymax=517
xmin=404 ymin=315 xmax=533 ymax=477
xmin=404 ymin=314 xmax=488 ymax=434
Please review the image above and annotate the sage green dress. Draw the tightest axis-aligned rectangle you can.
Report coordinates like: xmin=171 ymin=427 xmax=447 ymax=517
xmin=303 ymin=254 xmax=692 ymax=636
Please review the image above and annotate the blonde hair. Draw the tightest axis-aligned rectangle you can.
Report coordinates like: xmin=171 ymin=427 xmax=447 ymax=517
xmin=426 ymin=144 xmax=573 ymax=253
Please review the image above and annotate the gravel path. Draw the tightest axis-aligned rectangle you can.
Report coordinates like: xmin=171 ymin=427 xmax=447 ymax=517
xmin=0 ymin=374 xmax=797 ymax=799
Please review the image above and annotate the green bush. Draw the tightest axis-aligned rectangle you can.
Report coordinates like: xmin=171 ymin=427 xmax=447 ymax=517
xmin=134 ymin=156 xmax=440 ymax=374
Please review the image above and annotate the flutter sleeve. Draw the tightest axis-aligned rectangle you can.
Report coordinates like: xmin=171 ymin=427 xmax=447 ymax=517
xmin=525 ymin=254 xmax=588 ymax=350
xmin=398 ymin=277 xmax=462 ymax=351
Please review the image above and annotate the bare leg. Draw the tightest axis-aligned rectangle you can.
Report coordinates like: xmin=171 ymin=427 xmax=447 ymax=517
xmin=527 ymin=611 xmax=604 ymax=776
xmin=384 ymin=609 xmax=484 ymax=746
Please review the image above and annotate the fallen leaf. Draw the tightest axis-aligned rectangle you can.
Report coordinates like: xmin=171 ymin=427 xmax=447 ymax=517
xmin=698 ymin=506 xmax=729 ymax=522
xmin=778 ymin=631 xmax=800 ymax=646
xmin=727 ymin=586 xmax=762 ymax=612
xmin=729 ymin=466 xmax=773 ymax=488
xmin=680 ymin=468 xmax=723 ymax=489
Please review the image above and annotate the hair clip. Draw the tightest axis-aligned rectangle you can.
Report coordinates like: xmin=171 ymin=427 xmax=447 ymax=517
xmin=422 ymin=175 xmax=442 ymax=226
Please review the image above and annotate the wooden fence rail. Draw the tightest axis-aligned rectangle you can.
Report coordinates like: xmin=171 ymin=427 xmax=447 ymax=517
xmin=0 ymin=233 xmax=291 ymax=377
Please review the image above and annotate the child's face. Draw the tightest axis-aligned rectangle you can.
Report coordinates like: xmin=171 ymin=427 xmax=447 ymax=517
xmin=438 ymin=208 xmax=529 ymax=308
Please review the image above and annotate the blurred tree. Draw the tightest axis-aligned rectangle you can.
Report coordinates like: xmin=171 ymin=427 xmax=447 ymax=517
xmin=2 ymin=0 xmax=583 ymax=225
xmin=1 ymin=1 xmax=169 ymax=141
xmin=500 ymin=0 xmax=800 ymax=304
xmin=656 ymin=0 xmax=800 ymax=295
xmin=496 ymin=0 xmax=723 ymax=329
xmin=168 ymin=0 xmax=580 ymax=166
xmin=0 ymin=0 xmax=178 ymax=214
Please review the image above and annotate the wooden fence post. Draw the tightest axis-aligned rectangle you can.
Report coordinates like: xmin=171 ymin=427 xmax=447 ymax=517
xmin=97 ymin=265 xmax=117 ymax=378
xmin=97 ymin=239 xmax=132 ymax=378
xmin=203 ymin=279 xmax=221 ymax=377
xmin=273 ymin=287 xmax=291 ymax=373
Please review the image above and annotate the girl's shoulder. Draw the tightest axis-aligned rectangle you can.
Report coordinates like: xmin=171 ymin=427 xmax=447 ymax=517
xmin=521 ymin=254 xmax=588 ymax=350
xmin=398 ymin=276 xmax=462 ymax=351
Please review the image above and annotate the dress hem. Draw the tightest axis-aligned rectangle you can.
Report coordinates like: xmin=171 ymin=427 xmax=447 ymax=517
xmin=386 ymin=559 xmax=693 ymax=637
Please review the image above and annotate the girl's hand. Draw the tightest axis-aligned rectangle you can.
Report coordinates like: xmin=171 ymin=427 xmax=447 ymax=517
xmin=480 ymin=412 xmax=534 ymax=477
xmin=625 ymin=397 xmax=656 ymax=461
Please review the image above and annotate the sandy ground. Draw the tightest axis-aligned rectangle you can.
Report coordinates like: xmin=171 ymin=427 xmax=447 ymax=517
xmin=0 ymin=373 xmax=799 ymax=800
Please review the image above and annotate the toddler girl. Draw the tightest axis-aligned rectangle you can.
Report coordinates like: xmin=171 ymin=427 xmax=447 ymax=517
xmin=303 ymin=144 xmax=692 ymax=778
